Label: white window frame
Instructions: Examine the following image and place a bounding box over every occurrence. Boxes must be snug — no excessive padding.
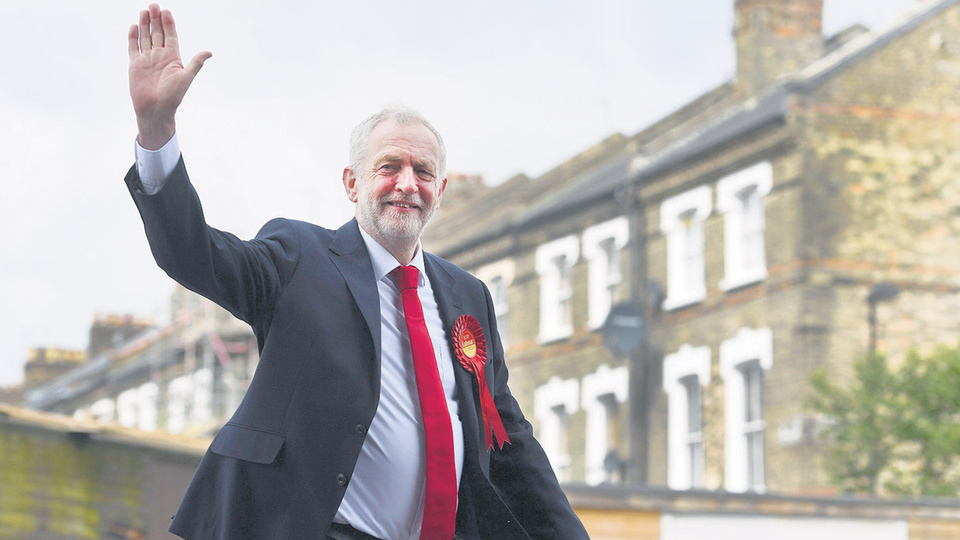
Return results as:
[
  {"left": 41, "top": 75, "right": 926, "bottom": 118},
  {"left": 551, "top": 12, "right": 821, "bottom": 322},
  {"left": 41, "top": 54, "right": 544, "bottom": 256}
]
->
[
  {"left": 660, "top": 186, "right": 712, "bottom": 310},
  {"left": 534, "top": 376, "right": 580, "bottom": 482},
  {"left": 720, "top": 327, "right": 773, "bottom": 493},
  {"left": 535, "top": 236, "right": 579, "bottom": 342},
  {"left": 475, "top": 259, "right": 516, "bottom": 351},
  {"left": 717, "top": 162, "right": 773, "bottom": 291},
  {"left": 663, "top": 344, "right": 711, "bottom": 489},
  {"left": 582, "top": 217, "right": 629, "bottom": 329},
  {"left": 581, "top": 364, "right": 628, "bottom": 485}
]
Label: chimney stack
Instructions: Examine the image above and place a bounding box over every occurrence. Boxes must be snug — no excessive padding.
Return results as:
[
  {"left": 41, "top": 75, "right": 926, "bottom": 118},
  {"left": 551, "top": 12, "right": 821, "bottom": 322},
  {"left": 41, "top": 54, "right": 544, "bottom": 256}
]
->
[
  {"left": 734, "top": 0, "right": 825, "bottom": 95},
  {"left": 88, "top": 314, "right": 153, "bottom": 360}
]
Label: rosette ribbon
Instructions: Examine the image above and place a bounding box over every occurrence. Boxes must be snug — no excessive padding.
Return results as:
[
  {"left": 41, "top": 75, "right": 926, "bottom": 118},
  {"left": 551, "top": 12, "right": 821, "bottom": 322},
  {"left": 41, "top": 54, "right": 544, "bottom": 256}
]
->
[{"left": 452, "top": 315, "right": 511, "bottom": 450}]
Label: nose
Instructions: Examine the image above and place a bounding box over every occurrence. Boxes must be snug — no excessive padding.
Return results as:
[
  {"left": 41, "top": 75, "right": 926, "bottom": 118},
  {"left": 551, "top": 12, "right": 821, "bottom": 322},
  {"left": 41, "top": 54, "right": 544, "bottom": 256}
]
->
[{"left": 395, "top": 166, "right": 418, "bottom": 195}]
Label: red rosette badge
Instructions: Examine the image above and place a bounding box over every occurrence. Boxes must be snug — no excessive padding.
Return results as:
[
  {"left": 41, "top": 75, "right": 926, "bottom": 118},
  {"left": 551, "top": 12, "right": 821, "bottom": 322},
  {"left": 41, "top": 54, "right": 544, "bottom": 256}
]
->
[{"left": 452, "top": 315, "right": 510, "bottom": 450}]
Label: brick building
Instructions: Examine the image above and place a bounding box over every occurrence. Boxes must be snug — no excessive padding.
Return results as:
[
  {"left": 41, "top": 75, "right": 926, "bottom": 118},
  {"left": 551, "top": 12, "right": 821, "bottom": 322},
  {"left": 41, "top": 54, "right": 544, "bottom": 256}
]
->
[
  {"left": 24, "top": 286, "right": 257, "bottom": 438},
  {"left": 4, "top": 404, "right": 960, "bottom": 540},
  {"left": 424, "top": 0, "right": 960, "bottom": 495},
  {"left": 22, "top": 348, "right": 87, "bottom": 392}
]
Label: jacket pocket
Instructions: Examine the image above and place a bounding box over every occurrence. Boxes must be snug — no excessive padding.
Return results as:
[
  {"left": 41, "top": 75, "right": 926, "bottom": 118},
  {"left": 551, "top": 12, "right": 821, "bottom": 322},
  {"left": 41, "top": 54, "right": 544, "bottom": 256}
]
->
[{"left": 209, "top": 423, "right": 285, "bottom": 464}]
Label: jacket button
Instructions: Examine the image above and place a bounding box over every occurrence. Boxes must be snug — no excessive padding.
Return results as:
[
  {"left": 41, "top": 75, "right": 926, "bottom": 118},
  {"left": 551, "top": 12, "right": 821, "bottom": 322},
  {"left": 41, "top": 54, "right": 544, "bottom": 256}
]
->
[
  {"left": 355, "top": 424, "right": 367, "bottom": 436},
  {"left": 337, "top": 473, "right": 348, "bottom": 486}
]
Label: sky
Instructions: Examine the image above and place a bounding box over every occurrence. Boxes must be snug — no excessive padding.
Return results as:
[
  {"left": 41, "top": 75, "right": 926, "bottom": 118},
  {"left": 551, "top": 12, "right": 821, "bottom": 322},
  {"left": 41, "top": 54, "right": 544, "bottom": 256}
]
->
[{"left": 0, "top": 0, "right": 922, "bottom": 386}]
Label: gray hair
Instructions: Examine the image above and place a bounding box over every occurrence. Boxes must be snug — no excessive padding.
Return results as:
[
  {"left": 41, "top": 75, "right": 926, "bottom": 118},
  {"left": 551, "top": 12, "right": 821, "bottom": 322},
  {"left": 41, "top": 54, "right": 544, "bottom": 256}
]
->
[{"left": 349, "top": 106, "right": 447, "bottom": 180}]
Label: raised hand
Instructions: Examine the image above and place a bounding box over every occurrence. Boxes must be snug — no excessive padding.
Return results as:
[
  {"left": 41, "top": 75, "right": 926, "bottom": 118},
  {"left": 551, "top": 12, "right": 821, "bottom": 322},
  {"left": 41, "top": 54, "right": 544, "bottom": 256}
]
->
[{"left": 128, "top": 4, "right": 212, "bottom": 150}]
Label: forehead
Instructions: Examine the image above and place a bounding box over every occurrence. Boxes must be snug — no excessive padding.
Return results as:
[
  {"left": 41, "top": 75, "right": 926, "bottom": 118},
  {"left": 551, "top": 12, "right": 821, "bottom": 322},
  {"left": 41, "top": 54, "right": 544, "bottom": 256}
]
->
[{"left": 366, "top": 119, "right": 441, "bottom": 166}]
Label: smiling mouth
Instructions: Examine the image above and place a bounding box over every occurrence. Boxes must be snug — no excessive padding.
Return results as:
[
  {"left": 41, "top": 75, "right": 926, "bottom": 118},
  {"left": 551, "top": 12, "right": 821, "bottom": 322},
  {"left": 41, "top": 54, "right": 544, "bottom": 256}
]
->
[{"left": 385, "top": 201, "right": 420, "bottom": 210}]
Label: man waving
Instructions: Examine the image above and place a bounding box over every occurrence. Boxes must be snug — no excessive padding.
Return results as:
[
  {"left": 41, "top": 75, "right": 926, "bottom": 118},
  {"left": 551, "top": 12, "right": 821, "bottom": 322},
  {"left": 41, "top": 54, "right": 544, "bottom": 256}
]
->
[{"left": 125, "top": 4, "right": 588, "bottom": 539}]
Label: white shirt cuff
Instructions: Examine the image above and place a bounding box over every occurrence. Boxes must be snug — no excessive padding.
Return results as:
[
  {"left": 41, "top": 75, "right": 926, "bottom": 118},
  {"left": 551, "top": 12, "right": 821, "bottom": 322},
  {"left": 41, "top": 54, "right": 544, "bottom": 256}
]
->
[{"left": 134, "top": 133, "right": 181, "bottom": 195}]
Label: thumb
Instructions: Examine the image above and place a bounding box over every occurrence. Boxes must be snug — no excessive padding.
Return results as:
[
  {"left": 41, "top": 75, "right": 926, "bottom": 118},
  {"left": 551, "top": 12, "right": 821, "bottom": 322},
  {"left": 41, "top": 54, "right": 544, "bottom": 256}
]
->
[{"left": 184, "top": 50, "right": 213, "bottom": 81}]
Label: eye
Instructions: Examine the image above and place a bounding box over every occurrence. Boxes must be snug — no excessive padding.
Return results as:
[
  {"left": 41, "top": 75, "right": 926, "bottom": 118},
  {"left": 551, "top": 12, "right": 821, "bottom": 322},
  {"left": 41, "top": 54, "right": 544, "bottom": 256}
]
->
[
  {"left": 416, "top": 169, "right": 435, "bottom": 180},
  {"left": 379, "top": 164, "right": 399, "bottom": 173}
]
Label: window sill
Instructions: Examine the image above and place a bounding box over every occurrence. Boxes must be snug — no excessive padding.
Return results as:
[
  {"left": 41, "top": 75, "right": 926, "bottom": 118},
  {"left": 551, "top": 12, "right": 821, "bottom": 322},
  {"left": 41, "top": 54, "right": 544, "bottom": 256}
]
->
[
  {"left": 539, "top": 327, "right": 574, "bottom": 345},
  {"left": 662, "top": 294, "right": 705, "bottom": 312},
  {"left": 719, "top": 269, "right": 768, "bottom": 292}
]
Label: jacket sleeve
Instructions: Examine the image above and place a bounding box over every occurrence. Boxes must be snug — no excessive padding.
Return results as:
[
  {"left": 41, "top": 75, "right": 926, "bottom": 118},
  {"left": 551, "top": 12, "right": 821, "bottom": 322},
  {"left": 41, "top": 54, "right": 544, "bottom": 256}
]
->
[
  {"left": 124, "top": 158, "right": 300, "bottom": 325},
  {"left": 480, "top": 284, "right": 590, "bottom": 539}
]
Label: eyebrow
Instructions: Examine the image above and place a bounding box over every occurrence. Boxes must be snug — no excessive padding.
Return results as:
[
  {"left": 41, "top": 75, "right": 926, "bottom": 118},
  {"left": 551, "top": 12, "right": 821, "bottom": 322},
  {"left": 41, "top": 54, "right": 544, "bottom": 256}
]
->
[
  {"left": 413, "top": 160, "right": 437, "bottom": 172},
  {"left": 373, "top": 153, "right": 437, "bottom": 172}
]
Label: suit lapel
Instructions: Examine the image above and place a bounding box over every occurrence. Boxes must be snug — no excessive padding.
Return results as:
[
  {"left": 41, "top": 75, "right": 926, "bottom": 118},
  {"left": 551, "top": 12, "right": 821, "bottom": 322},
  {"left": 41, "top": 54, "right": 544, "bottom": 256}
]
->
[
  {"left": 424, "top": 255, "right": 485, "bottom": 466},
  {"left": 327, "top": 230, "right": 486, "bottom": 469},
  {"left": 328, "top": 220, "right": 382, "bottom": 364}
]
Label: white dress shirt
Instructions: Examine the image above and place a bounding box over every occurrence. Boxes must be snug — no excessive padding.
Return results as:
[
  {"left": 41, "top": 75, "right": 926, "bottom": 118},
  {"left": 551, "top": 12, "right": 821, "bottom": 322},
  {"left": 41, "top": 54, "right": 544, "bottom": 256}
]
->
[
  {"left": 342, "top": 226, "right": 464, "bottom": 539},
  {"left": 134, "top": 137, "right": 465, "bottom": 540}
]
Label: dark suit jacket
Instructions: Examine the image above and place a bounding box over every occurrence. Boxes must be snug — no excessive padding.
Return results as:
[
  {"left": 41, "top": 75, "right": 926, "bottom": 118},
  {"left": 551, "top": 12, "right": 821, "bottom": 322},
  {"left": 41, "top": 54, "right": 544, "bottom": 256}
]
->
[{"left": 124, "top": 159, "right": 589, "bottom": 540}]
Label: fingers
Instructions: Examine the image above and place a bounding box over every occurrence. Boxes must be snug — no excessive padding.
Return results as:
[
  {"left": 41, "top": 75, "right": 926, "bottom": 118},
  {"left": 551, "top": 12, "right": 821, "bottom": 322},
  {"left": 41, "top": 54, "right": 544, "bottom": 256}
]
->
[
  {"left": 127, "top": 24, "right": 140, "bottom": 60},
  {"left": 133, "top": 4, "right": 180, "bottom": 55},
  {"left": 138, "top": 8, "right": 150, "bottom": 53},
  {"left": 161, "top": 8, "right": 178, "bottom": 50},
  {"left": 149, "top": 4, "right": 163, "bottom": 49},
  {"left": 184, "top": 51, "right": 214, "bottom": 82}
]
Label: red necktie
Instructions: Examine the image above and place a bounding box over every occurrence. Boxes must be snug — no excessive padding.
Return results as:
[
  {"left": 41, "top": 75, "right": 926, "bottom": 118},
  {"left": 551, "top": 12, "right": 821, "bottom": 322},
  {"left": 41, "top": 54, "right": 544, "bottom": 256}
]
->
[{"left": 394, "top": 265, "right": 457, "bottom": 540}]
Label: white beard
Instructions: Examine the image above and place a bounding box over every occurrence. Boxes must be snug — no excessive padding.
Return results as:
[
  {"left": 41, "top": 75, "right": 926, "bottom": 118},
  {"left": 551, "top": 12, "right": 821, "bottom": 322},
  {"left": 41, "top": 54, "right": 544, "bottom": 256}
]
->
[{"left": 356, "top": 191, "right": 437, "bottom": 250}]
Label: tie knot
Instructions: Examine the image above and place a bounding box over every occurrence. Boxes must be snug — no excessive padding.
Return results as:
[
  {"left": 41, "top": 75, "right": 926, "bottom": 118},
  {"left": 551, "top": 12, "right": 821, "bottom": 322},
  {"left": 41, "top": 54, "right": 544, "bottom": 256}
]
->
[{"left": 392, "top": 265, "right": 419, "bottom": 291}]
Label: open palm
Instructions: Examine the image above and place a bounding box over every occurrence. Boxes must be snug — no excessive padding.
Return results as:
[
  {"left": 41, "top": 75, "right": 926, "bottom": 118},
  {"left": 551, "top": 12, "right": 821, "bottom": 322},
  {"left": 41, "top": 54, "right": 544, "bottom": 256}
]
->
[{"left": 128, "top": 4, "right": 211, "bottom": 149}]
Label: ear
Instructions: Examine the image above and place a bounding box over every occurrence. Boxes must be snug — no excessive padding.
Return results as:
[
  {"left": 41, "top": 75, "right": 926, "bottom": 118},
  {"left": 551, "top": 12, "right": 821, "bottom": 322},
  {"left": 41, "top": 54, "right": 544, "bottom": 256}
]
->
[
  {"left": 343, "top": 167, "right": 359, "bottom": 203},
  {"left": 435, "top": 176, "right": 448, "bottom": 204}
]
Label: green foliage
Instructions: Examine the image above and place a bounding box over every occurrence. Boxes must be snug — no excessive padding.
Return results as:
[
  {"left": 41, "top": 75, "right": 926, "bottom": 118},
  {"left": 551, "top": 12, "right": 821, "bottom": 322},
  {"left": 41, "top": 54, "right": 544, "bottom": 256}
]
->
[
  {"left": 808, "top": 343, "right": 960, "bottom": 497},
  {"left": 809, "top": 353, "right": 899, "bottom": 495}
]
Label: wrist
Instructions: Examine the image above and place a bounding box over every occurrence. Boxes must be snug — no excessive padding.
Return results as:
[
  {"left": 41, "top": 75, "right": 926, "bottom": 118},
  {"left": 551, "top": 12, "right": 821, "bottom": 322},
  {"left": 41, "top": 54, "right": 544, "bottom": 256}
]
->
[{"left": 136, "top": 115, "right": 176, "bottom": 151}]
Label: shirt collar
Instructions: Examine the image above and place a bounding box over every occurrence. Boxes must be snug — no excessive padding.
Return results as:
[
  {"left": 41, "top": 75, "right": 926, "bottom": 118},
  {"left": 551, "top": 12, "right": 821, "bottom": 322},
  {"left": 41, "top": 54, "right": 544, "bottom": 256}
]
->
[{"left": 357, "top": 224, "right": 426, "bottom": 286}]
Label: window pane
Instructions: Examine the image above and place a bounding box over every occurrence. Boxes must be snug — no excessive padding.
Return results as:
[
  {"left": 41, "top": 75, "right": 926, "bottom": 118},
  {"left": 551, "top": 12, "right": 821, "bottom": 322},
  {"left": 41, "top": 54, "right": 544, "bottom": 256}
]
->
[
  {"left": 747, "top": 430, "right": 764, "bottom": 488},
  {"left": 744, "top": 363, "right": 763, "bottom": 422},
  {"left": 489, "top": 276, "right": 509, "bottom": 347},
  {"left": 602, "top": 238, "right": 620, "bottom": 281},
  {"left": 682, "top": 375, "right": 702, "bottom": 433},
  {"left": 603, "top": 238, "right": 620, "bottom": 310},
  {"left": 681, "top": 375, "right": 704, "bottom": 488},
  {"left": 690, "top": 440, "right": 704, "bottom": 488},
  {"left": 556, "top": 256, "right": 572, "bottom": 327},
  {"left": 741, "top": 361, "right": 765, "bottom": 489},
  {"left": 552, "top": 404, "right": 572, "bottom": 482},
  {"left": 681, "top": 212, "right": 698, "bottom": 274},
  {"left": 739, "top": 186, "right": 764, "bottom": 272}
]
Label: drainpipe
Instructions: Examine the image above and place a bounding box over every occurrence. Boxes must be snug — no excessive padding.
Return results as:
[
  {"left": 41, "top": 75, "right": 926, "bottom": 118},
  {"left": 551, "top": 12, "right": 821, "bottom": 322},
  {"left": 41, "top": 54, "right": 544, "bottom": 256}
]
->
[{"left": 616, "top": 170, "right": 650, "bottom": 485}]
